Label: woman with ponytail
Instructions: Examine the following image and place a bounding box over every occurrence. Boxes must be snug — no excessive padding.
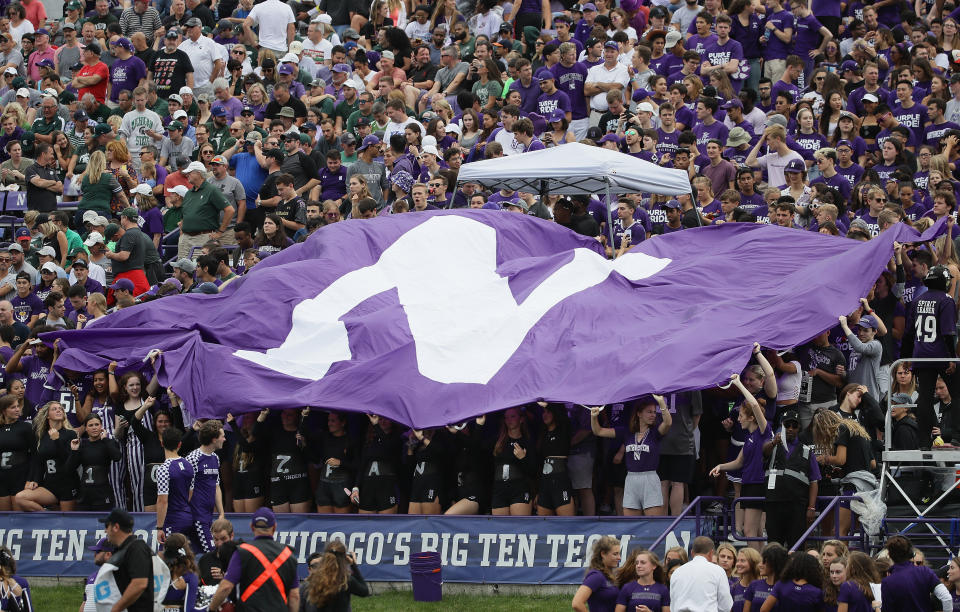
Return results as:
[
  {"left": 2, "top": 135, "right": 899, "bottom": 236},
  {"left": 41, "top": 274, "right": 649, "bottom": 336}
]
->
[
  {"left": 302, "top": 540, "right": 370, "bottom": 611},
  {"left": 161, "top": 533, "right": 207, "bottom": 612}
]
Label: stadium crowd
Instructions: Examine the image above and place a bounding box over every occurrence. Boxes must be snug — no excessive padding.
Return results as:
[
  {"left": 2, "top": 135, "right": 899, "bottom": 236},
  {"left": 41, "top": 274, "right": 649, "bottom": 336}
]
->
[{"left": 3, "top": 0, "right": 960, "bottom": 593}]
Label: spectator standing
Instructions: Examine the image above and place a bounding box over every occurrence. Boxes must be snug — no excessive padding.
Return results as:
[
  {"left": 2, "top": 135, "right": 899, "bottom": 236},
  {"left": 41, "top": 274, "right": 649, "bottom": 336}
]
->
[
  {"left": 104, "top": 208, "right": 152, "bottom": 296},
  {"left": 108, "top": 38, "right": 148, "bottom": 105},
  {"left": 73, "top": 44, "right": 109, "bottom": 105},
  {"left": 24, "top": 143, "right": 63, "bottom": 214},
  {"left": 178, "top": 18, "right": 223, "bottom": 96},
  {"left": 149, "top": 30, "right": 195, "bottom": 99},
  {"left": 100, "top": 509, "right": 154, "bottom": 612},
  {"left": 178, "top": 161, "right": 236, "bottom": 259},
  {"left": 119, "top": 0, "right": 162, "bottom": 47},
  {"left": 243, "top": 0, "right": 295, "bottom": 55},
  {"left": 881, "top": 535, "right": 952, "bottom": 612},
  {"left": 208, "top": 508, "right": 300, "bottom": 612},
  {"left": 670, "top": 537, "right": 734, "bottom": 612}
]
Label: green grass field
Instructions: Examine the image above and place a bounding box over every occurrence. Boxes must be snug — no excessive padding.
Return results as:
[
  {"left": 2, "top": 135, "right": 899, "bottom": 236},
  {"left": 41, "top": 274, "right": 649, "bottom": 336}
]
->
[{"left": 32, "top": 585, "right": 574, "bottom": 611}]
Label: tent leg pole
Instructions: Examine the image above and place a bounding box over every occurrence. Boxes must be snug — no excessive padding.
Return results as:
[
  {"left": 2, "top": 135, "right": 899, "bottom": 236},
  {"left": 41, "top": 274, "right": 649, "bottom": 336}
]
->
[
  {"left": 691, "top": 188, "right": 703, "bottom": 227},
  {"left": 605, "top": 181, "right": 615, "bottom": 257}
]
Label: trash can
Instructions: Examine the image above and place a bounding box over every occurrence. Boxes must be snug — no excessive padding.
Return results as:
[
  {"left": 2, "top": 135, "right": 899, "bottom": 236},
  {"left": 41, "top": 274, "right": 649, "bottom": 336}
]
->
[{"left": 409, "top": 551, "right": 442, "bottom": 602}]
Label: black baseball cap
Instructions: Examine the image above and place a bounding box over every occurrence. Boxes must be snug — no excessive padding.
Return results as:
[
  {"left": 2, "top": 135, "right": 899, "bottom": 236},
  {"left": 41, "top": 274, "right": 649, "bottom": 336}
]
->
[
  {"left": 98, "top": 508, "right": 134, "bottom": 530},
  {"left": 781, "top": 410, "right": 800, "bottom": 426}
]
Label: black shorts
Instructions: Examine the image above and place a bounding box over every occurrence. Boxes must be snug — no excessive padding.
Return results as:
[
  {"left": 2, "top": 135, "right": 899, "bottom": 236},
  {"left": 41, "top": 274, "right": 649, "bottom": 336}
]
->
[
  {"left": 537, "top": 473, "right": 573, "bottom": 510},
  {"left": 410, "top": 473, "right": 442, "bottom": 503},
  {"left": 268, "top": 474, "right": 312, "bottom": 506},
  {"left": 657, "top": 454, "right": 695, "bottom": 484},
  {"left": 359, "top": 476, "right": 398, "bottom": 512},
  {"left": 79, "top": 486, "right": 114, "bottom": 510},
  {"left": 234, "top": 470, "right": 266, "bottom": 500},
  {"left": 740, "top": 482, "right": 766, "bottom": 510},
  {"left": 491, "top": 480, "right": 530, "bottom": 509},
  {"left": 315, "top": 479, "right": 351, "bottom": 508},
  {"left": 0, "top": 468, "right": 26, "bottom": 496},
  {"left": 44, "top": 477, "right": 79, "bottom": 502},
  {"left": 607, "top": 461, "right": 626, "bottom": 487},
  {"left": 454, "top": 472, "right": 482, "bottom": 503}
]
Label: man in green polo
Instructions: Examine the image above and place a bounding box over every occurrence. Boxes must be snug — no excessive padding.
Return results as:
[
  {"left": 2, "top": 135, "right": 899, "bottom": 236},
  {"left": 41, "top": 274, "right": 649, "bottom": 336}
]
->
[
  {"left": 32, "top": 94, "right": 66, "bottom": 144},
  {"left": 178, "top": 161, "right": 235, "bottom": 259}
]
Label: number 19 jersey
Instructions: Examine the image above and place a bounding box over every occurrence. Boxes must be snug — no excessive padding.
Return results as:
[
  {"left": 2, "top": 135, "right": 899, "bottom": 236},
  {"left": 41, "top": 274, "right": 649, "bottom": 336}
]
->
[{"left": 906, "top": 289, "right": 957, "bottom": 359}]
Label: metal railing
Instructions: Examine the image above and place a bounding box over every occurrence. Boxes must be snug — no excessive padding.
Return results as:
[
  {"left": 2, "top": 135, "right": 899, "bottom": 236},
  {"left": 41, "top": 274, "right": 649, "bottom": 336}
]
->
[{"left": 649, "top": 496, "right": 725, "bottom": 552}]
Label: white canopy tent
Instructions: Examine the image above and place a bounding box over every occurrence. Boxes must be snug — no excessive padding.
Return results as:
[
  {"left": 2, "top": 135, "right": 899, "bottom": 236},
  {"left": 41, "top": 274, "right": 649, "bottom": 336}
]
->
[{"left": 456, "top": 142, "right": 695, "bottom": 246}]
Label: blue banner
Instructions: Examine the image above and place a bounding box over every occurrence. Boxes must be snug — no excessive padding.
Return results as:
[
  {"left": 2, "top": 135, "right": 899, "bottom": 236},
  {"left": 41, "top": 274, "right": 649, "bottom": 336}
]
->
[{"left": 0, "top": 513, "right": 707, "bottom": 584}]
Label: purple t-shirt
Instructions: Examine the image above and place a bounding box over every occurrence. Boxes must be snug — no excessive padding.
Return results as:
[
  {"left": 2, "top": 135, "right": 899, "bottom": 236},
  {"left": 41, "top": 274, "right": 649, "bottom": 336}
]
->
[
  {"left": 138, "top": 207, "right": 164, "bottom": 237},
  {"left": 770, "top": 79, "right": 800, "bottom": 106},
  {"left": 616, "top": 423, "right": 663, "bottom": 473},
  {"left": 156, "top": 456, "right": 194, "bottom": 527},
  {"left": 704, "top": 39, "right": 744, "bottom": 77},
  {"left": 109, "top": 56, "right": 148, "bottom": 103},
  {"left": 763, "top": 10, "right": 794, "bottom": 60},
  {"left": 793, "top": 14, "right": 824, "bottom": 58},
  {"left": 319, "top": 166, "right": 348, "bottom": 201},
  {"left": 186, "top": 448, "right": 220, "bottom": 522},
  {"left": 772, "top": 580, "right": 823, "bottom": 611},
  {"left": 508, "top": 79, "right": 540, "bottom": 114},
  {"left": 741, "top": 424, "right": 772, "bottom": 484},
  {"left": 793, "top": 132, "right": 827, "bottom": 161},
  {"left": 902, "top": 201, "right": 929, "bottom": 222},
  {"left": 582, "top": 569, "right": 618, "bottom": 612},
  {"left": 10, "top": 293, "right": 44, "bottom": 324},
  {"left": 745, "top": 579, "right": 776, "bottom": 611},
  {"left": 881, "top": 562, "right": 940, "bottom": 612},
  {"left": 693, "top": 120, "right": 729, "bottom": 147},
  {"left": 213, "top": 96, "right": 245, "bottom": 122},
  {"left": 856, "top": 212, "right": 881, "bottom": 236},
  {"left": 837, "top": 581, "right": 873, "bottom": 612},
  {"left": 731, "top": 580, "right": 749, "bottom": 612},
  {"left": 906, "top": 289, "right": 957, "bottom": 359},
  {"left": 18, "top": 354, "right": 49, "bottom": 408},
  {"left": 552, "top": 62, "right": 589, "bottom": 120},
  {"left": 893, "top": 102, "right": 928, "bottom": 142},
  {"left": 687, "top": 33, "right": 718, "bottom": 56},
  {"left": 924, "top": 121, "right": 960, "bottom": 147},
  {"left": 810, "top": 172, "right": 852, "bottom": 202},
  {"left": 656, "top": 128, "right": 680, "bottom": 157},
  {"left": 612, "top": 218, "right": 645, "bottom": 250},
  {"left": 730, "top": 13, "right": 763, "bottom": 59},
  {"left": 812, "top": 0, "right": 842, "bottom": 17},
  {"left": 617, "top": 581, "right": 670, "bottom": 612},
  {"left": 837, "top": 163, "right": 865, "bottom": 189},
  {"left": 537, "top": 90, "right": 571, "bottom": 116}
]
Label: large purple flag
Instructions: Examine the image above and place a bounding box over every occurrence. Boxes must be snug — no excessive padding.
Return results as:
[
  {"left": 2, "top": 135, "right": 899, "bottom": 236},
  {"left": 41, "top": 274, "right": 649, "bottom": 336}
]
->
[{"left": 46, "top": 212, "right": 938, "bottom": 428}]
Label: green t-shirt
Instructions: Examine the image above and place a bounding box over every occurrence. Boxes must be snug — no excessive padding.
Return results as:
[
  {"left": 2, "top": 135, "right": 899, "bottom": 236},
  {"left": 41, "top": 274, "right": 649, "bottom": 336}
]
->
[
  {"left": 151, "top": 97, "right": 169, "bottom": 119},
  {"left": 345, "top": 109, "right": 373, "bottom": 138},
  {"left": 334, "top": 99, "right": 359, "bottom": 125},
  {"left": 472, "top": 79, "right": 503, "bottom": 109},
  {"left": 205, "top": 122, "right": 231, "bottom": 153},
  {"left": 181, "top": 181, "right": 229, "bottom": 233},
  {"left": 162, "top": 206, "right": 183, "bottom": 233}
]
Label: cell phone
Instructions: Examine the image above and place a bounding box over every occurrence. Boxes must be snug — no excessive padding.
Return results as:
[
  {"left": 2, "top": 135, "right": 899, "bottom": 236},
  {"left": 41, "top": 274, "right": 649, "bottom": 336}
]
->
[{"left": 29, "top": 339, "right": 42, "bottom": 345}]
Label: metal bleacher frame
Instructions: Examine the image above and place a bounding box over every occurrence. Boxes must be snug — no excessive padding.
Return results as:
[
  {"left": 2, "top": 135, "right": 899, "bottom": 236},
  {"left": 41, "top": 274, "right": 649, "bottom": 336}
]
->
[{"left": 881, "top": 357, "right": 960, "bottom": 560}]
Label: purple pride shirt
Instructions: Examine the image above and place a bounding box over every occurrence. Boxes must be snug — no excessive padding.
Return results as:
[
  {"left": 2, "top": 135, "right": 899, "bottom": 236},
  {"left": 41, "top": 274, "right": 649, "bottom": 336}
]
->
[
  {"left": 617, "top": 581, "right": 670, "bottom": 612},
  {"left": 186, "top": 448, "right": 220, "bottom": 522},
  {"left": 617, "top": 423, "right": 663, "bottom": 473},
  {"left": 837, "top": 163, "right": 865, "bottom": 188},
  {"left": 772, "top": 580, "right": 823, "bottom": 611},
  {"left": 552, "top": 62, "right": 589, "bottom": 120},
  {"left": 156, "top": 456, "right": 194, "bottom": 527},
  {"left": 537, "top": 90, "right": 571, "bottom": 116},
  {"left": 704, "top": 39, "right": 743, "bottom": 75},
  {"left": 893, "top": 102, "right": 928, "bottom": 142},
  {"left": 924, "top": 121, "right": 960, "bottom": 147}
]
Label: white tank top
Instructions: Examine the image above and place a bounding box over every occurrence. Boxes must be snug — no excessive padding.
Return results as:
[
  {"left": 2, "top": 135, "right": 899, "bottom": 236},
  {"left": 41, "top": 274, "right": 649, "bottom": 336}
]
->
[{"left": 777, "top": 360, "right": 802, "bottom": 402}]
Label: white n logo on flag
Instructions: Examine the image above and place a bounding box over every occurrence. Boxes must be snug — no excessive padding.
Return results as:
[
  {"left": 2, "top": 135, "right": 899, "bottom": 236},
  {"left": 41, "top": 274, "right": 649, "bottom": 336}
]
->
[{"left": 235, "top": 216, "right": 671, "bottom": 384}]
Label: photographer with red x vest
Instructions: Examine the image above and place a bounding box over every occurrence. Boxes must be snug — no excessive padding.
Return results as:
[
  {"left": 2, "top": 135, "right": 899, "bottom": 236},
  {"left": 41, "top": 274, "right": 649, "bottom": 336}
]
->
[{"left": 207, "top": 508, "right": 299, "bottom": 612}]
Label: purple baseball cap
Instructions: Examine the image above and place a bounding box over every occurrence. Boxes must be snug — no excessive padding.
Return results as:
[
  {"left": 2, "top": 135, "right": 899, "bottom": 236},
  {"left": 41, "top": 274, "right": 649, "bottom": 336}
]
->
[
  {"left": 88, "top": 537, "right": 114, "bottom": 552},
  {"left": 548, "top": 108, "right": 565, "bottom": 123},
  {"left": 784, "top": 158, "right": 806, "bottom": 173},
  {"left": 110, "top": 37, "right": 134, "bottom": 52},
  {"left": 721, "top": 98, "right": 742, "bottom": 110},
  {"left": 357, "top": 134, "right": 380, "bottom": 152},
  {"left": 598, "top": 133, "right": 620, "bottom": 144},
  {"left": 37, "top": 58, "right": 55, "bottom": 69},
  {"left": 278, "top": 64, "right": 295, "bottom": 75},
  {"left": 582, "top": 2, "right": 597, "bottom": 11},
  {"left": 109, "top": 278, "right": 135, "bottom": 292},
  {"left": 836, "top": 139, "right": 853, "bottom": 150},
  {"left": 535, "top": 68, "right": 555, "bottom": 82},
  {"left": 251, "top": 507, "right": 276, "bottom": 528},
  {"left": 603, "top": 40, "right": 619, "bottom": 50}
]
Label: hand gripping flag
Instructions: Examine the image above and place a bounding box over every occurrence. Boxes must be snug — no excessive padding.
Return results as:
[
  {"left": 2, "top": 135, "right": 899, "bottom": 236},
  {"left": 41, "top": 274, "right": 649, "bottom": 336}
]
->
[{"left": 45, "top": 211, "right": 943, "bottom": 428}]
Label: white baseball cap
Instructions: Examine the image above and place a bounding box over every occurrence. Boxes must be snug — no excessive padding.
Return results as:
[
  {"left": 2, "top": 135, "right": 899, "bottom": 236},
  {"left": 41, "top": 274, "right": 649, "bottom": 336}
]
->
[
  {"left": 169, "top": 185, "right": 189, "bottom": 197},
  {"left": 179, "top": 86, "right": 193, "bottom": 96},
  {"left": 185, "top": 161, "right": 206, "bottom": 174},
  {"left": 15, "top": 88, "right": 29, "bottom": 98},
  {"left": 84, "top": 231, "right": 105, "bottom": 246},
  {"left": 130, "top": 183, "right": 153, "bottom": 195}
]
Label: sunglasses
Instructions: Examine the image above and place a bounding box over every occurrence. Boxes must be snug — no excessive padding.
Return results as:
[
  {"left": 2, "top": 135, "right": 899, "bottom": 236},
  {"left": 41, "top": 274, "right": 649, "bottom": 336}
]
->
[{"left": 874, "top": 197, "right": 887, "bottom": 202}]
